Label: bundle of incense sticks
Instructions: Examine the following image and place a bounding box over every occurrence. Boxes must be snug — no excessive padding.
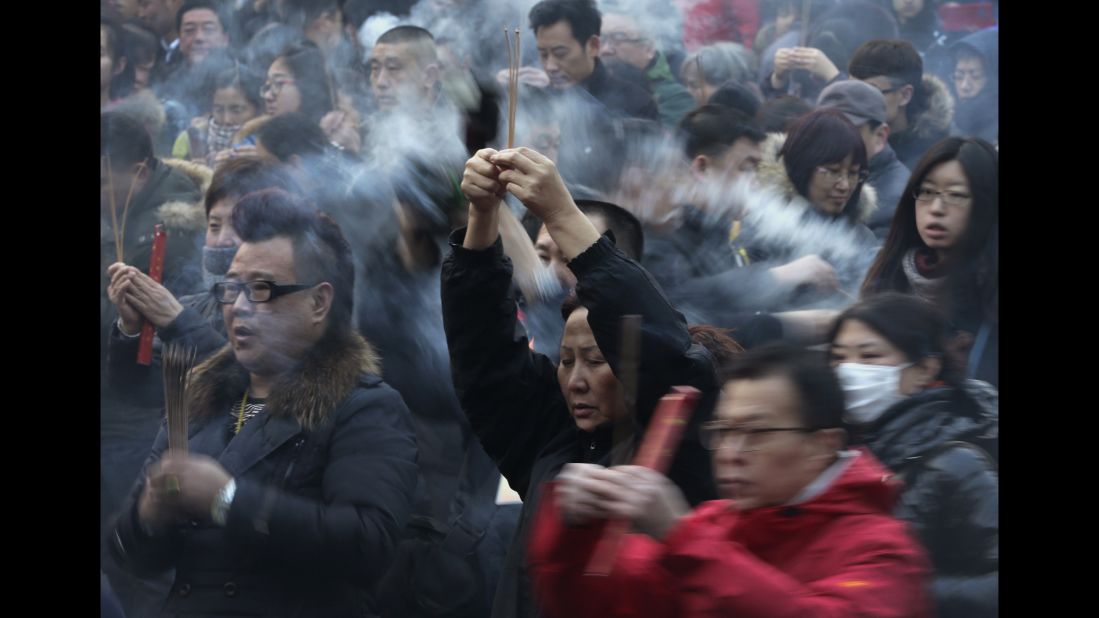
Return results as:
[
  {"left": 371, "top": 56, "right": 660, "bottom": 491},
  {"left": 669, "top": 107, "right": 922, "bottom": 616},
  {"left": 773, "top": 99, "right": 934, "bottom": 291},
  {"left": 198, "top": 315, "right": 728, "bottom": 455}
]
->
[
  {"left": 799, "top": 0, "right": 812, "bottom": 47},
  {"left": 586, "top": 386, "right": 701, "bottom": 576},
  {"left": 105, "top": 155, "right": 146, "bottom": 263},
  {"left": 163, "top": 342, "right": 197, "bottom": 453},
  {"left": 137, "top": 224, "right": 168, "bottom": 366},
  {"left": 504, "top": 27, "right": 520, "bottom": 148},
  {"left": 611, "top": 315, "right": 642, "bottom": 466}
]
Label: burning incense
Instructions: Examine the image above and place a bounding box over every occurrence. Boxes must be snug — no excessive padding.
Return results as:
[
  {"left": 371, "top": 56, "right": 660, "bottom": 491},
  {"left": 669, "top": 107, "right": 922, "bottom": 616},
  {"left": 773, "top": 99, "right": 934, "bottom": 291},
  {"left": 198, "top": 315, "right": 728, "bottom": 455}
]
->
[{"left": 163, "top": 342, "right": 197, "bottom": 453}]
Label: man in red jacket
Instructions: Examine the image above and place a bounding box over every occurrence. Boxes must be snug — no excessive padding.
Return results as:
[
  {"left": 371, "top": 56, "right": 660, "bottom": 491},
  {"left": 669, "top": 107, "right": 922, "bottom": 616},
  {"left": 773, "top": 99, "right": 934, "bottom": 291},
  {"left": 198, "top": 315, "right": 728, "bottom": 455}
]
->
[{"left": 528, "top": 343, "right": 933, "bottom": 618}]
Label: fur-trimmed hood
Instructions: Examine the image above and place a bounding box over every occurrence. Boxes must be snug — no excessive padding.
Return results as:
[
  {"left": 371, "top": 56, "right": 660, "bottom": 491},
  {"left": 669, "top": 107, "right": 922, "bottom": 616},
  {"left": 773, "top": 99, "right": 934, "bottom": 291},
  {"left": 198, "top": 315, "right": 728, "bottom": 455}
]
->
[
  {"left": 910, "top": 73, "right": 955, "bottom": 140},
  {"left": 754, "top": 132, "right": 878, "bottom": 224},
  {"left": 187, "top": 329, "right": 382, "bottom": 430},
  {"left": 153, "top": 159, "right": 212, "bottom": 234}
]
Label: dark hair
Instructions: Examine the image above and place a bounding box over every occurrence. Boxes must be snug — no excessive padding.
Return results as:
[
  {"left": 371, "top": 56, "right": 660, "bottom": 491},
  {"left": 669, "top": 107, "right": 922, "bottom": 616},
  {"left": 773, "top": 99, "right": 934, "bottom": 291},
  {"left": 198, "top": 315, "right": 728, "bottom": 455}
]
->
[
  {"left": 102, "top": 14, "right": 131, "bottom": 99},
  {"left": 880, "top": 0, "right": 938, "bottom": 36},
  {"left": 721, "top": 342, "right": 846, "bottom": 431},
  {"left": 213, "top": 64, "right": 265, "bottom": 113},
  {"left": 679, "top": 104, "right": 765, "bottom": 160},
  {"left": 121, "top": 21, "right": 160, "bottom": 69},
  {"left": 273, "top": 42, "right": 336, "bottom": 124},
  {"left": 861, "top": 137, "right": 998, "bottom": 322},
  {"left": 688, "top": 325, "right": 744, "bottom": 374},
  {"left": 756, "top": 95, "right": 812, "bottom": 133},
  {"left": 244, "top": 23, "right": 303, "bottom": 73},
  {"left": 780, "top": 108, "right": 868, "bottom": 220},
  {"left": 374, "top": 25, "right": 439, "bottom": 67},
  {"left": 176, "top": 0, "right": 228, "bottom": 36},
  {"left": 828, "top": 292, "right": 964, "bottom": 388},
  {"left": 560, "top": 289, "right": 581, "bottom": 320},
  {"left": 575, "top": 199, "right": 644, "bottom": 260},
  {"left": 708, "top": 80, "right": 762, "bottom": 118},
  {"left": 205, "top": 157, "right": 303, "bottom": 216},
  {"left": 231, "top": 189, "right": 355, "bottom": 334},
  {"left": 529, "top": 0, "right": 602, "bottom": 46},
  {"left": 282, "top": 0, "right": 340, "bottom": 29},
  {"left": 805, "top": 1, "right": 898, "bottom": 76},
  {"left": 101, "top": 111, "right": 153, "bottom": 169},
  {"left": 256, "top": 111, "right": 330, "bottom": 161},
  {"left": 848, "top": 39, "right": 922, "bottom": 89}
]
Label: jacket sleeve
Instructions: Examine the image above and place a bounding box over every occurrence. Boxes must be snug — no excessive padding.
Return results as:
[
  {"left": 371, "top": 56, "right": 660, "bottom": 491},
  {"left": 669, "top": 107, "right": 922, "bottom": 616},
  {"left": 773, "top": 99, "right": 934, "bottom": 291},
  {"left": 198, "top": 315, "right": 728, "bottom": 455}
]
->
[
  {"left": 528, "top": 484, "right": 932, "bottom": 618},
  {"left": 570, "top": 235, "right": 718, "bottom": 504},
  {"left": 440, "top": 229, "right": 572, "bottom": 499},
  {"left": 223, "top": 384, "right": 419, "bottom": 586},
  {"left": 926, "top": 445, "right": 999, "bottom": 617}
]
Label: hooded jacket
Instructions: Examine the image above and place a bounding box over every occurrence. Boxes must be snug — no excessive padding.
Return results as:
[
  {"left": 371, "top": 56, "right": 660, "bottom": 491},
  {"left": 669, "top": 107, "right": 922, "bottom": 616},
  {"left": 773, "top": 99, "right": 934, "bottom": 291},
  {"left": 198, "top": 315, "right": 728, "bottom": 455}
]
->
[
  {"left": 857, "top": 380, "right": 998, "bottom": 618},
  {"left": 110, "top": 330, "right": 418, "bottom": 617},
  {"left": 949, "top": 28, "right": 998, "bottom": 145},
  {"left": 528, "top": 449, "right": 933, "bottom": 618},
  {"left": 891, "top": 74, "right": 956, "bottom": 170}
]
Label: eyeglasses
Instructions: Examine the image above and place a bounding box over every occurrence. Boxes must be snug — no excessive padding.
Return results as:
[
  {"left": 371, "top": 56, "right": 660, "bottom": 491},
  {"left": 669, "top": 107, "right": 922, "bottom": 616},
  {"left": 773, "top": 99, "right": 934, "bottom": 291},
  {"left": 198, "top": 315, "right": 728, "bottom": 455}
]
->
[
  {"left": 260, "top": 79, "right": 296, "bottom": 97},
  {"left": 212, "top": 280, "right": 317, "bottom": 304},
  {"left": 816, "top": 166, "right": 869, "bottom": 186},
  {"left": 603, "top": 32, "right": 645, "bottom": 46},
  {"left": 700, "top": 421, "right": 813, "bottom": 452},
  {"left": 953, "top": 70, "right": 986, "bottom": 83},
  {"left": 913, "top": 188, "right": 971, "bottom": 206}
]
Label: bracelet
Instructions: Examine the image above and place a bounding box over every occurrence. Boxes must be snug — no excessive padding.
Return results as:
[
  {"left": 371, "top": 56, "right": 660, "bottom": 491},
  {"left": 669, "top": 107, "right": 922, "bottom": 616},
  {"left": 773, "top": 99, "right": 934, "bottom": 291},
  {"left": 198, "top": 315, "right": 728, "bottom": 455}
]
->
[
  {"left": 117, "top": 318, "right": 142, "bottom": 338},
  {"left": 211, "top": 478, "right": 237, "bottom": 527}
]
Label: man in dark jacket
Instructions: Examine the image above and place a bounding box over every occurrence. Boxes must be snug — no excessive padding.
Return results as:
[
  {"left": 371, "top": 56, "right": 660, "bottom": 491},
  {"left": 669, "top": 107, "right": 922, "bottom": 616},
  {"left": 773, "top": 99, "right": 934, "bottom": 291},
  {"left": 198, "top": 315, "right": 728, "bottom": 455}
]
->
[
  {"left": 109, "top": 190, "right": 418, "bottom": 617},
  {"left": 818, "top": 79, "right": 910, "bottom": 237},
  {"left": 529, "top": 0, "right": 658, "bottom": 121},
  {"left": 849, "top": 39, "right": 956, "bottom": 170}
]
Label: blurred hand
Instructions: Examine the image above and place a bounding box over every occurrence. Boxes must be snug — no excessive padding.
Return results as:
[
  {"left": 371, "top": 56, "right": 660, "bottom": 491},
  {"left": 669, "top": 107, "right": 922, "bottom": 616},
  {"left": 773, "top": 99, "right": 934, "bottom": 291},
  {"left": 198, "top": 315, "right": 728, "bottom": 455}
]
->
[
  {"left": 107, "top": 262, "right": 143, "bottom": 335},
  {"left": 496, "top": 66, "right": 551, "bottom": 89},
  {"left": 773, "top": 47, "right": 798, "bottom": 78},
  {"left": 492, "top": 147, "right": 573, "bottom": 225},
  {"left": 150, "top": 454, "right": 233, "bottom": 522},
  {"left": 321, "top": 110, "right": 362, "bottom": 154},
  {"left": 126, "top": 270, "right": 185, "bottom": 328},
  {"left": 461, "top": 148, "right": 505, "bottom": 214},
  {"left": 792, "top": 47, "right": 839, "bottom": 81},
  {"left": 556, "top": 464, "right": 688, "bottom": 539},
  {"left": 214, "top": 145, "right": 259, "bottom": 164},
  {"left": 770, "top": 254, "right": 839, "bottom": 291},
  {"left": 556, "top": 463, "right": 615, "bottom": 526}
]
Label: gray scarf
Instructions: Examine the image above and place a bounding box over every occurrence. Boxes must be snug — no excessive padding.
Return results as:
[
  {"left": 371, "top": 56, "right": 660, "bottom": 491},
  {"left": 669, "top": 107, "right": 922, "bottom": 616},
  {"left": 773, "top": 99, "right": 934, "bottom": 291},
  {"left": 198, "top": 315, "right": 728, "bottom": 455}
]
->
[
  {"left": 202, "top": 245, "right": 238, "bottom": 291},
  {"left": 902, "top": 248, "right": 947, "bottom": 302}
]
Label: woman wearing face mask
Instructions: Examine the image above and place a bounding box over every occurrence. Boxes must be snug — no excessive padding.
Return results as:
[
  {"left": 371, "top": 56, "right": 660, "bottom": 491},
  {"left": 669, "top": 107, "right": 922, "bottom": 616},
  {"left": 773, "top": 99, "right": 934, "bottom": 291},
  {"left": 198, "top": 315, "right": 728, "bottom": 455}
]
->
[
  {"left": 828, "top": 291, "right": 997, "bottom": 618},
  {"left": 861, "top": 137, "right": 998, "bottom": 385},
  {"left": 172, "top": 66, "right": 265, "bottom": 166},
  {"left": 105, "top": 158, "right": 304, "bottom": 407}
]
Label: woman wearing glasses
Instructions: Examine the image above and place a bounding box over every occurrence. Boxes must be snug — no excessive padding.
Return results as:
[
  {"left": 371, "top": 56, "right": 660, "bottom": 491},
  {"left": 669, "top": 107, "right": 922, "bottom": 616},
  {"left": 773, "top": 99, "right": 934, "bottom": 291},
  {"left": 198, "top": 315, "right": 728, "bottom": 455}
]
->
[
  {"left": 861, "top": 137, "right": 998, "bottom": 385},
  {"left": 829, "top": 292, "right": 998, "bottom": 617}
]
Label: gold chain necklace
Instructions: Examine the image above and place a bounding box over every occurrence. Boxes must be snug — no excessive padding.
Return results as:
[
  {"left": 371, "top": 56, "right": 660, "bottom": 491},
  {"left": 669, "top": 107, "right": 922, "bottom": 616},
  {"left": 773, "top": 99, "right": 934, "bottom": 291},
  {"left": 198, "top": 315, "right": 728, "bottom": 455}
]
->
[{"left": 235, "top": 391, "right": 249, "bottom": 434}]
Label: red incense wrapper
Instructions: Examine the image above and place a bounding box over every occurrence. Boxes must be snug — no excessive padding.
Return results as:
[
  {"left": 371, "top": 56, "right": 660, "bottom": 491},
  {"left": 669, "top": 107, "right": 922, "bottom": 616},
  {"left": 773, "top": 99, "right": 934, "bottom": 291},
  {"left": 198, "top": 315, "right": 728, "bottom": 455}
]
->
[
  {"left": 585, "top": 386, "right": 700, "bottom": 576},
  {"left": 137, "top": 225, "right": 167, "bottom": 365}
]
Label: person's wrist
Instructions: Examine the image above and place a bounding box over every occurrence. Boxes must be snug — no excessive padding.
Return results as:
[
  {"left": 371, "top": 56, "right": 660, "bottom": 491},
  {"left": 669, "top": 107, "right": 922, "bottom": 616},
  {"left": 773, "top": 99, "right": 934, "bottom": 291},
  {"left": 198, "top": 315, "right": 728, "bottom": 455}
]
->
[{"left": 118, "top": 317, "right": 142, "bottom": 337}]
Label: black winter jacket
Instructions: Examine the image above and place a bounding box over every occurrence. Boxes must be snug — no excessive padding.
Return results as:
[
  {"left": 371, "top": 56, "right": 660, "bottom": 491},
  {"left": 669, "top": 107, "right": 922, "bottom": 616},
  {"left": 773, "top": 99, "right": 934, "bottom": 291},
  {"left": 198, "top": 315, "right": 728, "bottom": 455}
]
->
[
  {"left": 857, "top": 381, "right": 998, "bottom": 618},
  {"left": 441, "top": 231, "right": 717, "bottom": 618}
]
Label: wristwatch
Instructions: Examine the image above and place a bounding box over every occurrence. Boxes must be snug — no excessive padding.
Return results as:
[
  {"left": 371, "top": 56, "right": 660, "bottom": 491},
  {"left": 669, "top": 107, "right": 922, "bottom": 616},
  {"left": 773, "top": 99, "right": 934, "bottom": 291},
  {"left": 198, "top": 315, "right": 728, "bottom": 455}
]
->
[{"left": 211, "top": 478, "right": 237, "bottom": 526}]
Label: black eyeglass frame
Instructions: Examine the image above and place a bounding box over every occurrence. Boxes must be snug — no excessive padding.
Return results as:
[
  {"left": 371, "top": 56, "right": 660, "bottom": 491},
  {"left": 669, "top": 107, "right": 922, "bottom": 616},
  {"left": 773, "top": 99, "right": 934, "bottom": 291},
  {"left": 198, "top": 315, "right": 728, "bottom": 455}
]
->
[{"left": 212, "top": 280, "right": 318, "bottom": 304}]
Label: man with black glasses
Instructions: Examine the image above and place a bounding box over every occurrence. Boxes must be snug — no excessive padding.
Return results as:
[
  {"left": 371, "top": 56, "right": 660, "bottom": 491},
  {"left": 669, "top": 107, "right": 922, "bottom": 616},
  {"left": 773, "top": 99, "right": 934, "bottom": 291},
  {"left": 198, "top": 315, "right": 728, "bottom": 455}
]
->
[
  {"left": 109, "top": 189, "right": 418, "bottom": 617},
  {"left": 528, "top": 343, "right": 933, "bottom": 618}
]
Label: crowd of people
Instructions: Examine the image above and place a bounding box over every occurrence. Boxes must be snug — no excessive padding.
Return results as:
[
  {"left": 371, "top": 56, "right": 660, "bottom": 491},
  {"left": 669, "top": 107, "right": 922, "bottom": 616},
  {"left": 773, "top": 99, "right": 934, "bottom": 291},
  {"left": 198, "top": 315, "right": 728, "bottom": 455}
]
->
[{"left": 100, "top": 0, "right": 998, "bottom": 616}]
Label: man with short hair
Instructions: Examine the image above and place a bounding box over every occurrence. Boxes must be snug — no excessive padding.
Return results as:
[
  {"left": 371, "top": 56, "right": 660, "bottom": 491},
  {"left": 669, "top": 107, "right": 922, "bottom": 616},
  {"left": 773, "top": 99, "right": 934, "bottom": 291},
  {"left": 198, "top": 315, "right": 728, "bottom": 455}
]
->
[
  {"left": 599, "top": 11, "right": 695, "bottom": 127},
  {"left": 849, "top": 39, "right": 955, "bottom": 170},
  {"left": 817, "top": 79, "right": 910, "bottom": 237},
  {"left": 368, "top": 25, "right": 443, "bottom": 114},
  {"left": 529, "top": 0, "right": 658, "bottom": 121},
  {"left": 176, "top": 0, "right": 228, "bottom": 68},
  {"left": 109, "top": 190, "right": 419, "bottom": 617},
  {"left": 529, "top": 343, "right": 933, "bottom": 618},
  {"left": 138, "top": 0, "right": 185, "bottom": 64}
]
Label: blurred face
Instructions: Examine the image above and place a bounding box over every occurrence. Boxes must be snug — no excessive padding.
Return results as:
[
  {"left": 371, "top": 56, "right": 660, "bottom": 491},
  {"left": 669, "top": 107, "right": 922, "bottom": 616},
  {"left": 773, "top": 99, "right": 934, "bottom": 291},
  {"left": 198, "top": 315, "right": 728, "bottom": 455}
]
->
[
  {"left": 558, "top": 307, "right": 626, "bottom": 433},
  {"left": 205, "top": 198, "right": 241, "bottom": 248},
  {"left": 107, "top": 0, "right": 139, "bottom": 20},
  {"left": 806, "top": 154, "right": 862, "bottom": 215},
  {"left": 223, "top": 236, "right": 325, "bottom": 377},
  {"left": 915, "top": 160, "right": 972, "bottom": 255},
  {"left": 536, "top": 214, "right": 608, "bottom": 289},
  {"left": 714, "top": 137, "right": 763, "bottom": 183},
  {"left": 138, "top": 0, "right": 177, "bottom": 37},
  {"left": 681, "top": 62, "right": 717, "bottom": 105},
  {"left": 101, "top": 27, "right": 118, "bottom": 93},
  {"left": 859, "top": 75, "right": 912, "bottom": 125},
  {"left": 600, "top": 13, "right": 653, "bottom": 70},
  {"left": 263, "top": 58, "right": 302, "bottom": 116},
  {"left": 829, "top": 319, "right": 927, "bottom": 396},
  {"left": 953, "top": 56, "right": 987, "bottom": 100},
  {"left": 133, "top": 58, "right": 156, "bottom": 91},
  {"left": 711, "top": 376, "right": 834, "bottom": 510},
  {"left": 893, "top": 0, "right": 924, "bottom": 21},
  {"left": 179, "top": 8, "right": 227, "bottom": 66},
  {"left": 369, "top": 42, "right": 437, "bottom": 112},
  {"left": 213, "top": 86, "right": 258, "bottom": 127},
  {"left": 536, "top": 20, "right": 598, "bottom": 90},
  {"left": 526, "top": 122, "right": 561, "bottom": 163}
]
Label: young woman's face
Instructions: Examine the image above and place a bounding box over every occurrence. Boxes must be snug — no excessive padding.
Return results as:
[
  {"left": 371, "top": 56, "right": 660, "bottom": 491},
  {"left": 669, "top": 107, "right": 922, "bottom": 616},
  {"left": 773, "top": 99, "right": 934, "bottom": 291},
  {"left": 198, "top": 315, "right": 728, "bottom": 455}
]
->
[
  {"left": 915, "top": 160, "right": 972, "bottom": 255},
  {"left": 558, "top": 307, "right": 626, "bottom": 433},
  {"left": 682, "top": 63, "right": 717, "bottom": 106},
  {"left": 263, "top": 58, "right": 302, "bottom": 116},
  {"left": 829, "top": 319, "right": 926, "bottom": 396},
  {"left": 806, "top": 154, "right": 862, "bottom": 215},
  {"left": 205, "top": 197, "right": 242, "bottom": 248},
  {"left": 954, "top": 56, "right": 988, "bottom": 100},
  {"left": 213, "top": 86, "right": 258, "bottom": 127}
]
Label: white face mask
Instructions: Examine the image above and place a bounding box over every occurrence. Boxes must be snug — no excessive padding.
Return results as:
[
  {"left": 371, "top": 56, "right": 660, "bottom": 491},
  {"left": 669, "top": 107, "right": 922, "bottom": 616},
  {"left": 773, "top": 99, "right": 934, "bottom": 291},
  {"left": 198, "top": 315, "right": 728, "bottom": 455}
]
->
[{"left": 835, "top": 362, "right": 911, "bottom": 425}]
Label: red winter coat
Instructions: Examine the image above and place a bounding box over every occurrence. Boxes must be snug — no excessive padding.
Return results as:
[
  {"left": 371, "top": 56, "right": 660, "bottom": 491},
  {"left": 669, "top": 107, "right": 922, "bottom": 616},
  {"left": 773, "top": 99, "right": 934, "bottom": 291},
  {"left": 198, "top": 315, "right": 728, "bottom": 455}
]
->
[
  {"left": 679, "top": 0, "right": 761, "bottom": 51},
  {"left": 528, "top": 450, "right": 933, "bottom": 618}
]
